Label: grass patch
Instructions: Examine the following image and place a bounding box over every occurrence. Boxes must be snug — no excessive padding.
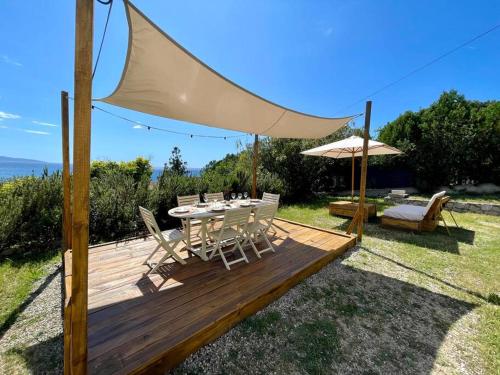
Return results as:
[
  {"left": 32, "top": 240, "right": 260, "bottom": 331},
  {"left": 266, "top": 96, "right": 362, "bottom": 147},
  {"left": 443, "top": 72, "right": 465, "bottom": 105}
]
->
[
  {"left": 283, "top": 319, "right": 340, "bottom": 374},
  {"left": 239, "top": 310, "right": 282, "bottom": 336},
  {"left": 277, "top": 195, "right": 500, "bottom": 374},
  {"left": 0, "top": 250, "right": 60, "bottom": 335}
]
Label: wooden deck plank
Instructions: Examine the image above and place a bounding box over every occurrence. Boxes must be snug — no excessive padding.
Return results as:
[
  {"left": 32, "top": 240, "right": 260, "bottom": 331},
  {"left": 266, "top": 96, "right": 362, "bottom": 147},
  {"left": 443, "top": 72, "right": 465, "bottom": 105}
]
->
[{"left": 85, "top": 219, "right": 355, "bottom": 374}]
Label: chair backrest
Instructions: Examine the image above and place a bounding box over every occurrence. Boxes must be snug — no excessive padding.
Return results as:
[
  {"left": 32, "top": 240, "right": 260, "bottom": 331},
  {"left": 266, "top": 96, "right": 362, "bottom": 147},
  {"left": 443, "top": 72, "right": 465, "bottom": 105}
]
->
[
  {"left": 222, "top": 207, "right": 252, "bottom": 231},
  {"left": 254, "top": 203, "right": 278, "bottom": 230},
  {"left": 424, "top": 191, "right": 446, "bottom": 216},
  {"left": 139, "top": 206, "right": 164, "bottom": 244},
  {"left": 177, "top": 194, "right": 199, "bottom": 207},
  {"left": 262, "top": 192, "right": 280, "bottom": 204},
  {"left": 205, "top": 192, "right": 224, "bottom": 202}
]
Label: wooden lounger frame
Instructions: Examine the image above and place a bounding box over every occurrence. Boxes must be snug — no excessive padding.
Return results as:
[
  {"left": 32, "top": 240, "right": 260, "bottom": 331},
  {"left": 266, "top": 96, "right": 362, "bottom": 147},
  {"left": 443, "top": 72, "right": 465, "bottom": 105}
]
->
[{"left": 380, "top": 196, "right": 450, "bottom": 233}]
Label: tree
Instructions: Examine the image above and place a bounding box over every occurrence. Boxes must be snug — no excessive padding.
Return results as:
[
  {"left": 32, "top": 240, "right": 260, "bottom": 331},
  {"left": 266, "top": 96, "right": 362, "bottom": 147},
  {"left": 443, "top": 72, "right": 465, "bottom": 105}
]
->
[
  {"left": 168, "top": 146, "right": 188, "bottom": 175},
  {"left": 377, "top": 90, "right": 500, "bottom": 190}
]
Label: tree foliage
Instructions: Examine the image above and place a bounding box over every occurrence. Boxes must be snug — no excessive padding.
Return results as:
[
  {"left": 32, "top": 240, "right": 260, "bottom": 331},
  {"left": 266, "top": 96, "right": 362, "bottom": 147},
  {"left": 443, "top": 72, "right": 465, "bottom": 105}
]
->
[{"left": 377, "top": 91, "right": 500, "bottom": 190}]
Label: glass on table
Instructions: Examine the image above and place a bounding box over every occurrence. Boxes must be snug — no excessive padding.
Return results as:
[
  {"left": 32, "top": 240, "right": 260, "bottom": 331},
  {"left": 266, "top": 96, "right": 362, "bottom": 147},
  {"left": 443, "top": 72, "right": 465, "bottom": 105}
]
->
[
  {"left": 231, "top": 192, "right": 236, "bottom": 200},
  {"left": 243, "top": 192, "right": 248, "bottom": 199},
  {"left": 237, "top": 193, "right": 242, "bottom": 200}
]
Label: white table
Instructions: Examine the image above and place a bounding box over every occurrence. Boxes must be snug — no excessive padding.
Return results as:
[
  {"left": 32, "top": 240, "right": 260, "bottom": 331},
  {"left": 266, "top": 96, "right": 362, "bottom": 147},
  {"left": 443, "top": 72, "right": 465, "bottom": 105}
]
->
[{"left": 168, "top": 199, "right": 270, "bottom": 261}]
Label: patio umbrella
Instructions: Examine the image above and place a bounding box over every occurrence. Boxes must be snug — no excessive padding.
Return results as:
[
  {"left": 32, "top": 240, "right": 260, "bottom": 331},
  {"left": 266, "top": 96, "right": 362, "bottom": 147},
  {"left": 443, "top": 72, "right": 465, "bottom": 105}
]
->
[{"left": 301, "top": 135, "right": 402, "bottom": 201}]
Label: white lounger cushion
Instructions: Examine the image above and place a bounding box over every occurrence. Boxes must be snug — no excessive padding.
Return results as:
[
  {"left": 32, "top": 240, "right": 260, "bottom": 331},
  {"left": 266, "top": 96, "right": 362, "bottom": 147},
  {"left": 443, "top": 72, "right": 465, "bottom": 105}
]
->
[
  {"left": 383, "top": 205, "right": 427, "bottom": 221},
  {"left": 384, "top": 191, "right": 446, "bottom": 221},
  {"left": 424, "top": 191, "right": 446, "bottom": 212}
]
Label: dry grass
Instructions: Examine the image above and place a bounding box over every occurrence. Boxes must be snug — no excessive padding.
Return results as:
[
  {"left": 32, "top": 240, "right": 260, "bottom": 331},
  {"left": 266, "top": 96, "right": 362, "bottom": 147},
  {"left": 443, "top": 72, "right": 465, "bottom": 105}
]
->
[{"left": 173, "top": 196, "right": 499, "bottom": 375}]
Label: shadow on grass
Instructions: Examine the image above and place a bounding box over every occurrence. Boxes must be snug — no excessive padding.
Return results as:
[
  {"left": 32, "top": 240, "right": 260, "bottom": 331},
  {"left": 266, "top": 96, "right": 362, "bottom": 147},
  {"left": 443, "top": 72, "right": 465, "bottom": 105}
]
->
[
  {"left": 4, "top": 333, "right": 63, "bottom": 374},
  {"left": 170, "top": 240, "right": 478, "bottom": 375},
  {"left": 331, "top": 218, "right": 475, "bottom": 254},
  {"left": 362, "top": 247, "right": 497, "bottom": 305},
  {"left": 0, "top": 265, "right": 61, "bottom": 338}
]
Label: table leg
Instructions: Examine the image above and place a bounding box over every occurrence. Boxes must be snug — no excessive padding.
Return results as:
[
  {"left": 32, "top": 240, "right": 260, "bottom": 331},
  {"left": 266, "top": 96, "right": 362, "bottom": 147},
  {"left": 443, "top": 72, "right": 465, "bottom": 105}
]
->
[{"left": 186, "top": 219, "right": 192, "bottom": 248}]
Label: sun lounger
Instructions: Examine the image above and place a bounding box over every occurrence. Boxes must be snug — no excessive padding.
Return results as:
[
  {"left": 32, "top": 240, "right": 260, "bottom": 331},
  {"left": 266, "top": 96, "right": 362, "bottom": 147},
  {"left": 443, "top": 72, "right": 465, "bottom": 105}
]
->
[{"left": 381, "top": 191, "right": 448, "bottom": 232}]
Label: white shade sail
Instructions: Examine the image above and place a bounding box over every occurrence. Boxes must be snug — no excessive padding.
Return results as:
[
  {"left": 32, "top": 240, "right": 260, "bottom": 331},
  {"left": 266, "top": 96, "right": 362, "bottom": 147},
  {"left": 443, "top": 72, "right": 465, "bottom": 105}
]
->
[
  {"left": 99, "top": 1, "right": 357, "bottom": 139},
  {"left": 301, "top": 135, "right": 402, "bottom": 158}
]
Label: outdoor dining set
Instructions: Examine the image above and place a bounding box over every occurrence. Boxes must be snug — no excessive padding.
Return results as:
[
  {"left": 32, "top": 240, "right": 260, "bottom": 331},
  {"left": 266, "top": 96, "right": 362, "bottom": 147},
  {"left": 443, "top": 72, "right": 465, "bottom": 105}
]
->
[{"left": 139, "top": 192, "right": 280, "bottom": 271}]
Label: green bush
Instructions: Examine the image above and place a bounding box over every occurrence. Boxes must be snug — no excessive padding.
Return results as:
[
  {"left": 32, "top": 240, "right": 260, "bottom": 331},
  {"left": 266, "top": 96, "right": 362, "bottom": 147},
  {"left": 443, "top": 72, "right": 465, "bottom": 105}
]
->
[
  {"left": 150, "top": 168, "right": 201, "bottom": 229},
  {"left": 89, "top": 170, "right": 151, "bottom": 243},
  {"left": 0, "top": 171, "right": 62, "bottom": 256},
  {"left": 378, "top": 91, "right": 500, "bottom": 190}
]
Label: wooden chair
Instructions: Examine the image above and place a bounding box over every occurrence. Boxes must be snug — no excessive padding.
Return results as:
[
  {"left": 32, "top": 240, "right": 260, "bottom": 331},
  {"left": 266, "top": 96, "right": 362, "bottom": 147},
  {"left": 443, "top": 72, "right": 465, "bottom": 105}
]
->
[
  {"left": 381, "top": 191, "right": 450, "bottom": 233},
  {"left": 204, "top": 192, "right": 225, "bottom": 229},
  {"left": 244, "top": 203, "right": 278, "bottom": 258},
  {"left": 177, "top": 194, "right": 202, "bottom": 239},
  {"left": 204, "top": 192, "right": 224, "bottom": 202},
  {"left": 208, "top": 207, "right": 252, "bottom": 270},
  {"left": 139, "top": 206, "right": 187, "bottom": 273},
  {"left": 262, "top": 192, "right": 280, "bottom": 204},
  {"left": 261, "top": 192, "right": 280, "bottom": 234}
]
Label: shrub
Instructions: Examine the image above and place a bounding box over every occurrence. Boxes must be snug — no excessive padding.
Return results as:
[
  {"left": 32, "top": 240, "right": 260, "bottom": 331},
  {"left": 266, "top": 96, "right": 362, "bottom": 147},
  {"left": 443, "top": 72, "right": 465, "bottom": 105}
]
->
[
  {"left": 89, "top": 170, "right": 151, "bottom": 243},
  {"left": 0, "top": 171, "right": 62, "bottom": 256},
  {"left": 150, "top": 168, "right": 201, "bottom": 229}
]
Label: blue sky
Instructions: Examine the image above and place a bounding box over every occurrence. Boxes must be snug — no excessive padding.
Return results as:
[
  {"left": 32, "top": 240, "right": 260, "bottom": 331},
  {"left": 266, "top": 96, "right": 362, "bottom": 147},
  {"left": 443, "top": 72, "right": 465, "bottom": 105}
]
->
[{"left": 0, "top": 1, "right": 499, "bottom": 168}]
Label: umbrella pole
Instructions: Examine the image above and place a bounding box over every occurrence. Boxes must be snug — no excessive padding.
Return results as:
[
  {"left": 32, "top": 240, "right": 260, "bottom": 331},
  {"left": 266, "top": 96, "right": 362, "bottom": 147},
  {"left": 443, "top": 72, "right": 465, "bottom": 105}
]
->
[
  {"left": 252, "top": 134, "right": 259, "bottom": 199},
  {"left": 351, "top": 152, "right": 355, "bottom": 202}
]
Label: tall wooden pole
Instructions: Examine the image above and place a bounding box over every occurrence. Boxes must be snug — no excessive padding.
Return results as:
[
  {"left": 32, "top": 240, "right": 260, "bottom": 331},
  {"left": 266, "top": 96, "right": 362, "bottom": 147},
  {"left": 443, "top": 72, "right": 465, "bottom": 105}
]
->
[
  {"left": 356, "top": 101, "right": 372, "bottom": 241},
  {"left": 351, "top": 152, "right": 355, "bottom": 202},
  {"left": 61, "top": 91, "right": 72, "bottom": 252},
  {"left": 252, "top": 134, "right": 259, "bottom": 199},
  {"left": 71, "top": 0, "right": 93, "bottom": 373}
]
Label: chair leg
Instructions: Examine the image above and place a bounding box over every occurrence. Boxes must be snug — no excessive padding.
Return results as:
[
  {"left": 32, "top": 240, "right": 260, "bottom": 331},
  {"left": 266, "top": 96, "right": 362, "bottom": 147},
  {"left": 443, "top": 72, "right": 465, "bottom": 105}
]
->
[
  {"left": 439, "top": 213, "right": 451, "bottom": 236},
  {"left": 448, "top": 210, "right": 459, "bottom": 228},
  {"left": 261, "top": 230, "right": 275, "bottom": 253},
  {"left": 249, "top": 237, "right": 261, "bottom": 259},
  {"left": 236, "top": 239, "right": 249, "bottom": 264},
  {"left": 168, "top": 240, "right": 188, "bottom": 265},
  {"left": 143, "top": 243, "right": 162, "bottom": 266}
]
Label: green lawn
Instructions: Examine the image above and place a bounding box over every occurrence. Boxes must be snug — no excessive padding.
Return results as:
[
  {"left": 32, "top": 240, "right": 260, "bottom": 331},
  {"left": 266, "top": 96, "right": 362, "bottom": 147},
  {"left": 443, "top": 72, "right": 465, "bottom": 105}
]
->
[
  {"left": 276, "top": 196, "right": 500, "bottom": 374},
  {"left": 1, "top": 197, "right": 499, "bottom": 374},
  {"left": 0, "top": 251, "right": 60, "bottom": 336}
]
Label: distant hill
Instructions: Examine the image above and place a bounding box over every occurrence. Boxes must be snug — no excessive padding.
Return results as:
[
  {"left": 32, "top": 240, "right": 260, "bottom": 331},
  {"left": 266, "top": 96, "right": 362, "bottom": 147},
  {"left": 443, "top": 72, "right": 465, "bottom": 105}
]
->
[{"left": 0, "top": 155, "right": 48, "bottom": 164}]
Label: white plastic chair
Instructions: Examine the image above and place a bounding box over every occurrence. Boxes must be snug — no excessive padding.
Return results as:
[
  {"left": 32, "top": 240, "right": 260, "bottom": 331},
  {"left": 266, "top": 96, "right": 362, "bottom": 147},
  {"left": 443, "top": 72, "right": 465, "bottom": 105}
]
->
[
  {"left": 139, "top": 206, "right": 187, "bottom": 273},
  {"left": 208, "top": 207, "right": 252, "bottom": 270},
  {"left": 245, "top": 203, "right": 278, "bottom": 258}
]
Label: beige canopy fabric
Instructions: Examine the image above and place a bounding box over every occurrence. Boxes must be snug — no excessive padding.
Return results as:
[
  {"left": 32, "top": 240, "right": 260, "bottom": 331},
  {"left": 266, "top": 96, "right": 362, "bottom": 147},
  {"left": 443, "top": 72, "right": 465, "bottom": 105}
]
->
[
  {"left": 301, "top": 135, "right": 402, "bottom": 158},
  {"left": 98, "top": 1, "right": 356, "bottom": 139}
]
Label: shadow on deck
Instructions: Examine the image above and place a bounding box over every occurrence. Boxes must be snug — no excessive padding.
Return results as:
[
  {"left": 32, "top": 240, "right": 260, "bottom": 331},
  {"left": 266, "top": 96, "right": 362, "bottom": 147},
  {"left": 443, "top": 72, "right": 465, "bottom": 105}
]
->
[{"left": 85, "top": 218, "right": 356, "bottom": 374}]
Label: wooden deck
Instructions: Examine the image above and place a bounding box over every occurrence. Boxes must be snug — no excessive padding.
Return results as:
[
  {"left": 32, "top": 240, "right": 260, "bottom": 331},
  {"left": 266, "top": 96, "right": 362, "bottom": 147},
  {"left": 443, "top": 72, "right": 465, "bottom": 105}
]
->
[{"left": 84, "top": 218, "right": 356, "bottom": 374}]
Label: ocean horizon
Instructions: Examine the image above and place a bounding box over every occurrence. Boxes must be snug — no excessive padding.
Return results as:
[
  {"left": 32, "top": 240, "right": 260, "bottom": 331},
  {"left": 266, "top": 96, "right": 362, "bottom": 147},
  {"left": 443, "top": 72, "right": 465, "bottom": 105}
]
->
[{"left": 0, "top": 161, "right": 201, "bottom": 180}]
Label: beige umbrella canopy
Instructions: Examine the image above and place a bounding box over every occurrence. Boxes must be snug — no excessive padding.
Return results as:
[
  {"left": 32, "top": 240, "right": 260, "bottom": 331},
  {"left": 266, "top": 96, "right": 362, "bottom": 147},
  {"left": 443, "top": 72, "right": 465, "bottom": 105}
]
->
[{"left": 301, "top": 135, "right": 402, "bottom": 201}]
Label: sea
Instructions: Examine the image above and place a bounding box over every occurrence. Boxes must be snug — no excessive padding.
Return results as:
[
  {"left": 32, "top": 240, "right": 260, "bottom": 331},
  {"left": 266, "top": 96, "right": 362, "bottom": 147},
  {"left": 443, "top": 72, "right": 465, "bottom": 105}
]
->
[{"left": 0, "top": 162, "right": 201, "bottom": 181}]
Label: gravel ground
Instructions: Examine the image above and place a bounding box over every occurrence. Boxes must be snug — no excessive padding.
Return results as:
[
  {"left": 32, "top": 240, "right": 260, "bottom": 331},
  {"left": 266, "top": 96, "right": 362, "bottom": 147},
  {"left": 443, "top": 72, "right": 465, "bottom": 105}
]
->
[
  {"left": 0, "top": 263, "right": 63, "bottom": 375},
  {"left": 0, "top": 246, "right": 487, "bottom": 375},
  {"left": 171, "top": 246, "right": 480, "bottom": 375}
]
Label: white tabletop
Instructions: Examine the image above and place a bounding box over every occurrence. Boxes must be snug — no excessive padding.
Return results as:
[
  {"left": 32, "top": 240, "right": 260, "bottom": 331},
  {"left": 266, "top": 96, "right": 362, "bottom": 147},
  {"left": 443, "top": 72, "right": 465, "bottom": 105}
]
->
[{"left": 168, "top": 199, "right": 270, "bottom": 220}]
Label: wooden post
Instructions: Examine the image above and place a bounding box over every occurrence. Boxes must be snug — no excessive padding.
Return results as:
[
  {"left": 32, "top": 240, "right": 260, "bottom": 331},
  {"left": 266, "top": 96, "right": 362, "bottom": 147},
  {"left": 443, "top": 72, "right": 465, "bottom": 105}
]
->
[
  {"left": 61, "top": 90, "right": 72, "bottom": 375},
  {"left": 71, "top": 0, "right": 93, "bottom": 374},
  {"left": 61, "top": 91, "right": 72, "bottom": 252},
  {"left": 351, "top": 152, "right": 355, "bottom": 202},
  {"left": 252, "top": 134, "right": 259, "bottom": 199},
  {"left": 356, "top": 101, "right": 371, "bottom": 241}
]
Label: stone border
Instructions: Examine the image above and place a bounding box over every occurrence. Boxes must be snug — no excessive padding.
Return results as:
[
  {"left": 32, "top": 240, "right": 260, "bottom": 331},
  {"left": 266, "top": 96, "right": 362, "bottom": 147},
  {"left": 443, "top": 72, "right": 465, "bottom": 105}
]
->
[{"left": 384, "top": 197, "right": 500, "bottom": 216}]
